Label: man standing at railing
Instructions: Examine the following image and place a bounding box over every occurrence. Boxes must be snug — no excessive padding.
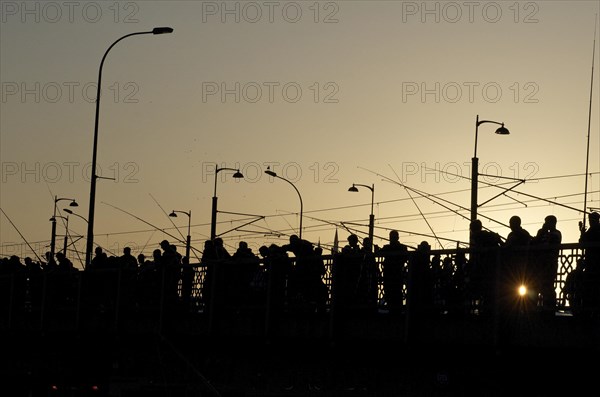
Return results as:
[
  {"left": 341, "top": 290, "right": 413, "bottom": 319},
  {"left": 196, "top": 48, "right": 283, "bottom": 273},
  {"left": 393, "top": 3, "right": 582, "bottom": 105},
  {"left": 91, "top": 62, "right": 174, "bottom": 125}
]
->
[
  {"left": 379, "top": 230, "right": 408, "bottom": 314},
  {"left": 503, "top": 216, "right": 532, "bottom": 311},
  {"left": 579, "top": 212, "right": 600, "bottom": 316},
  {"left": 531, "top": 215, "right": 562, "bottom": 316},
  {"left": 469, "top": 220, "right": 503, "bottom": 316}
]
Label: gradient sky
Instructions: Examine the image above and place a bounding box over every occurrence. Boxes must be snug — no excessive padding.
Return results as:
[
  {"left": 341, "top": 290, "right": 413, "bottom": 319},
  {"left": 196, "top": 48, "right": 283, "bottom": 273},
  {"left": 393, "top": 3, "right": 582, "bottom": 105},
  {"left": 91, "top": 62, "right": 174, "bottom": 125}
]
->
[{"left": 1, "top": 1, "right": 599, "bottom": 267}]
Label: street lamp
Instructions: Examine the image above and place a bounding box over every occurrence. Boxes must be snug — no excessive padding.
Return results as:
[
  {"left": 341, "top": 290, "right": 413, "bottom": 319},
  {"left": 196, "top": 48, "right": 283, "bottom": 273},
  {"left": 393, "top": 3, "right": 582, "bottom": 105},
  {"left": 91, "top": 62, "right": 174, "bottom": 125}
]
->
[
  {"left": 85, "top": 27, "right": 174, "bottom": 267},
  {"left": 50, "top": 215, "right": 69, "bottom": 256},
  {"left": 51, "top": 196, "right": 78, "bottom": 259},
  {"left": 169, "top": 210, "right": 192, "bottom": 260},
  {"left": 471, "top": 115, "right": 510, "bottom": 228},
  {"left": 348, "top": 183, "right": 375, "bottom": 251},
  {"left": 211, "top": 165, "right": 244, "bottom": 240},
  {"left": 265, "top": 167, "right": 303, "bottom": 239},
  {"left": 64, "top": 208, "right": 88, "bottom": 223}
]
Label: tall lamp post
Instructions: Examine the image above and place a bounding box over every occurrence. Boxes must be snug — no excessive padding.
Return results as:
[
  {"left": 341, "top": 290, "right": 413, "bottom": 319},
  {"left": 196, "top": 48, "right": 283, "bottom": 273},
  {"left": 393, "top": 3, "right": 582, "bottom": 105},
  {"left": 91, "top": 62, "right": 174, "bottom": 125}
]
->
[
  {"left": 265, "top": 167, "right": 303, "bottom": 239},
  {"left": 211, "top": 165, "right": 244, "bottom": 240},
  {"left": 50, "top": 215, "right": 69, "bottom": 256},
  {"left": 51, "top": 196, "right": 78, "bottom": 259},
  {"left": 85, "top": 27, "right": 174, "bottom": 267},
  {"left": 169, "top": 210, "right": 192, "bottom": 260},
  {"left": 471, "top": 115, "right": 510, "bottom": 228},
  {"left": 348, "top": 183, "right": 375, "bottom": 251}
]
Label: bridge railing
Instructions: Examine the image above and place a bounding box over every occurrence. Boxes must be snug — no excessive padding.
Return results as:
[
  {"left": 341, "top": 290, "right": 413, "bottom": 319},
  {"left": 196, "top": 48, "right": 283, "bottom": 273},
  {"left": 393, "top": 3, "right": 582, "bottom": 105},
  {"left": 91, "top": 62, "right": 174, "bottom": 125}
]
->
[{"left": 1, "top": 242, "right": 598, "bottom": 334}]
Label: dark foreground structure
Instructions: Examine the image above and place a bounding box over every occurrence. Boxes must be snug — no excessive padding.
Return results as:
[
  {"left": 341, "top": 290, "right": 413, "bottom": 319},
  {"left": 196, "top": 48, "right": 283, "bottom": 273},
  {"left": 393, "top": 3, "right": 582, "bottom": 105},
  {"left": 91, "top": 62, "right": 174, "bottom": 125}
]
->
[{"left": 1, "top": 242, "right": 599, "bottom": 396}]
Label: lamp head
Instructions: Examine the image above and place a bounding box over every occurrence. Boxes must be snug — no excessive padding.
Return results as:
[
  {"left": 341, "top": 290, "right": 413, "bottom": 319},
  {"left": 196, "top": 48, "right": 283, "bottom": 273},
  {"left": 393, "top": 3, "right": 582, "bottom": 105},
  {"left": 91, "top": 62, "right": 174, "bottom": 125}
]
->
[
  {"left": 153, "top": 27, "right": 174, "bottom": 34},
  {"left": 233, "top": 170, "right": 244, "bottom": 178},
  {"left": 348, "top": 185, "right": 359, "bottom": 192},
  {"left": 64, "top": 209, "right": 74, "bottom": 215},
  {"left": 495, "top": 123, "right": 510, "bottom": 135},
  {"left": 265, "top": 167, "right": 277, "bottom": 178},
  {"left": 69, "top": 200, "right": 78, "bottom": 207},
  {"left": 169, "top": 211, "right": 177, "bottom": 218}
]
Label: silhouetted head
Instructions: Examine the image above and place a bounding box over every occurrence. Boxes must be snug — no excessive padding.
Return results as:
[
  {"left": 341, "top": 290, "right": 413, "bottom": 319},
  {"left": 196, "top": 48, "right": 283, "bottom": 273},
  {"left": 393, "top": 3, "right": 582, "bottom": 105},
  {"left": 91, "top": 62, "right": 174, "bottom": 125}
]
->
[
  {"left": 589, "top": 212, "right": 600, "bottom": 226},
  {"left": 544, "top": 215, "right": 557, "bottom": 229},
  {"left": 470, "top": 220, "right": 483, "bottom": 232},
  {"left": 94, "top": 247, "right": 103, "bottom": 255},
  {"left": 160, "top": 240, "right": 170, "bottom": 250},
  {"left": 137, "top": 254, "right": 145, "bottom": 264},
  {"left": 124, "top": 247, "right": 131, "bottom": 255},
  {"left": 289, "top": 235, "right": 299, "bottom": 245},
  {"left": 509, "top": 216, "right": 521, "bottom": 230},
  {"left": 347, "top": 234, "right": 358, "bottom": 246},
  {"left": 214, "top": 238, "right": 224, "bottom": 248},
  {"left": 239, "top": 241, "right": 248, "bottom": 250},
  {"left": 259, "top": 245, "right": 269, "bottom": 257},
  {"left": 389, "top": 230, "right": 399, "bottom": 243},
  {"left": 418, "top": 241, "right": 431, "bottom": 252},
  {"left": 153, "top": 249, "right": 162, "bottom": 260}
]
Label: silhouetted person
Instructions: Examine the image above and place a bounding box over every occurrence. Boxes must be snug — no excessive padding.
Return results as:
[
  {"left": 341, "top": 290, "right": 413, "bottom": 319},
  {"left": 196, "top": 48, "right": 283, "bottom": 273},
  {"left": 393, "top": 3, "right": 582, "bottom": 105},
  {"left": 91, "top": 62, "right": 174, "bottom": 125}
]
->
[
  {"left": 334, "top": 234, "right": 363, "bottom": 311},
  {"left": 283, "top": 234, "right": 317, "bottom": 310},
  {"left": 379, "top": 230, "right": 408, "bottom": 313},
  {"left": 120, "top": 246, "right": 138, "bottom": 272},
  {"left": 262, "top": 244, "right": 292, "bottom": 313},
  {"left": 229, "top": 241, "right": 260, "bottom": 307},
  {"left": 160, "top": 240, "right": 181, "bottom": 306},
  {"left": 357, "top": 237, "right": 379, "bottom": 311},
  {"left": 502, "top": 216, "right": 532, "bottom": 312},
  {"left": 310, "top": 246, "right": 328, "bottom": 312},
  {"left": 89, "top": 247, "right": 108, "bottom": 270},
  {"left": 25, "top": 257, "right": 43, "bottom": 307},
  {"left": 407, "top": 241, "right": 434, "bottom": 321},
  {"left": 469, "top": 219, "right": 502, "bottom": 314},
  {"left": 451, "top": 249, "right": 469, "bottom": 315},
  {"left": 578, "top": 211, "right": 600, "bottom": 315},
  {"left": 214, "top": 238, "right": 231, "bottom": 260},
  {"left": 531, "top": 215, "right": 562, "bottom": 314},
  {"left": 43, "top": 251, "right": 57, "bottom": 271},
  {"left": 55, "top": 252, "right": 74, "bottom": 273},
  {"left": 137, "top": 249, "right": 161, "bottom": 305}
]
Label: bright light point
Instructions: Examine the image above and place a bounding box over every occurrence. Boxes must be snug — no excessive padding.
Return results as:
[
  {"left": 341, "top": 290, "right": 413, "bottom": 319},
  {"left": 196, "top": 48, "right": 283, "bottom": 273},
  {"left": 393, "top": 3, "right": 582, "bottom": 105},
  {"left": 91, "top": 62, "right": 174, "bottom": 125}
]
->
[{"left": 518, "top": 285, "right": 527, "bottom": 297}]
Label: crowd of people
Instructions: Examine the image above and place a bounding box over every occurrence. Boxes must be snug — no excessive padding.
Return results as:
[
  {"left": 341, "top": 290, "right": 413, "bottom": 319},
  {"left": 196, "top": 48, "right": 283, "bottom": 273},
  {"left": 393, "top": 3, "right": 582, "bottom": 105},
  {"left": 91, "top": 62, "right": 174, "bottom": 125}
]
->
[{"left": 1, "top": 212, "right": 599, "bottom": 318}]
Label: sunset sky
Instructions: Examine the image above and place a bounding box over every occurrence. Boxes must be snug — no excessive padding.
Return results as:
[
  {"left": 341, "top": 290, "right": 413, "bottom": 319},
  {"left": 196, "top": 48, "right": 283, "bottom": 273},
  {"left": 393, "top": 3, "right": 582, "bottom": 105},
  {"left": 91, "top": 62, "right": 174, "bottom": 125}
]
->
[{"left": 1, "top": 1, "right": 599, "bottom": 267}]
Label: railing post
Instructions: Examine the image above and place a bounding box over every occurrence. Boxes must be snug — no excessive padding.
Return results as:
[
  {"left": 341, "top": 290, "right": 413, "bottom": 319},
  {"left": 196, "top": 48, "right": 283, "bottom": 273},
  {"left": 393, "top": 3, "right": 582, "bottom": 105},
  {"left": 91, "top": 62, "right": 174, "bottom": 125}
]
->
[
  {"left": 207, "top": 261, "right": 219, "bottom": 336},
  {"left": 75, "top": 273, "right": 82, "bottom": 332},
  {"left": 492, "top": 247, "right": 501, "bottom": 349},
  {"left": 328, "top": 256, "right": 338, "bottom": 342},
  {"left": 114, "top": 269, "right": 122, "bottom": 333},
  {"left": 8, "top": 274, "right": 15, "bottom": 330},
  {"left": 264, "top": 259, "right": 273, "bottom": 340}
]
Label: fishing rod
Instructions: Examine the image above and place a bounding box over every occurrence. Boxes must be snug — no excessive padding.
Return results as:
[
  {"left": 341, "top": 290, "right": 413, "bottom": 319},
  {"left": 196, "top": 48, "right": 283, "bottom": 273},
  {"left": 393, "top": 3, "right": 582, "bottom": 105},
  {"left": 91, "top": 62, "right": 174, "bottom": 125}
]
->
[
  {"left": 102, "top": 201, "right": 208, "bottom": 260},
  {"left": 582, "top": 15, "right": 598, "bottom": 233},
  {"left": 388, "top": 164, "right": 444, "bottom": 248},
  {"left": 150, "top": 194, "right": 188, "bottom": 244},
  {"left": 102, "top": 201, "right": 187, "bottom": 246},
  {"left": 0, "top": 208, "right": 44, "bottom": 263},
  {"left": 359, "top": 166, "right": 510, "bottom": 232},
  {"left": 421, "top": 165, "right": 528, "bottom": 208},
  {"left": 429, "top": 165, "right": 589, "bottom": 215},
  {"left": 149, "top": 193, "right": 202, "bottom": 264}
]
